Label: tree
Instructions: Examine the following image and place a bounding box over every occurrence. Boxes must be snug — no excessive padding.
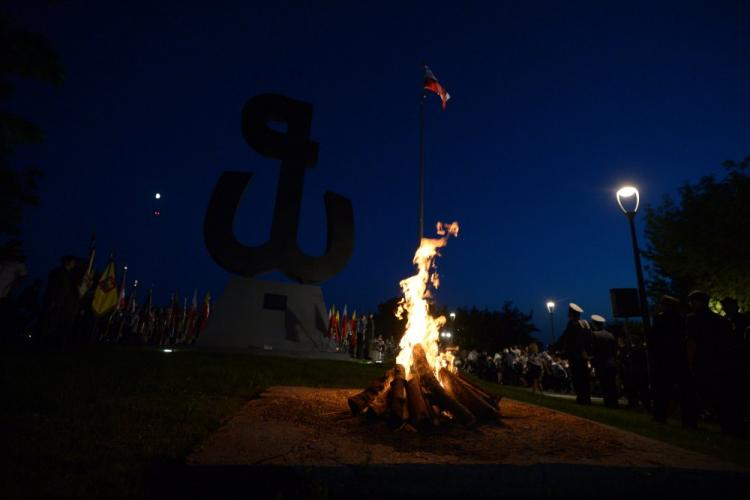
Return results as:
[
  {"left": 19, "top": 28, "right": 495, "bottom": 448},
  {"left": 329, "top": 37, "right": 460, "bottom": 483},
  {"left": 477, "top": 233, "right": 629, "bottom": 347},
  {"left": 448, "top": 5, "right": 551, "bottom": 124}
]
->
[
  {"left": 0, "top": 11, "right": 64, "bottom": 237},
  {"left": 454, "top": 301, "right": 539, "bottom": 352},
  {"left": 643, "top": 156, "right": 750, "bottom": 311}
]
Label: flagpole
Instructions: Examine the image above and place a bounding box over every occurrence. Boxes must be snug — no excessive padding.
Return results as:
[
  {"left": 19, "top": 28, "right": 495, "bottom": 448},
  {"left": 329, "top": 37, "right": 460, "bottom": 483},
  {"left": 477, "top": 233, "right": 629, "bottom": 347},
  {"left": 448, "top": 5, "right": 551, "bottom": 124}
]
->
[{"left": 419, "top": 90, "right": 426, "bottom": 241}]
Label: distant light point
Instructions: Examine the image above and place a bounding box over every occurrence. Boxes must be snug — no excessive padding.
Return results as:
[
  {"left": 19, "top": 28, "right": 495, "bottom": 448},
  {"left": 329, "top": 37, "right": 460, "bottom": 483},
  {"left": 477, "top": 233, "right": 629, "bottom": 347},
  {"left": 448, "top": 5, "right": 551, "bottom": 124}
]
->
[{"left": 155, "top": 192, "right": 161, "bottom": 199}]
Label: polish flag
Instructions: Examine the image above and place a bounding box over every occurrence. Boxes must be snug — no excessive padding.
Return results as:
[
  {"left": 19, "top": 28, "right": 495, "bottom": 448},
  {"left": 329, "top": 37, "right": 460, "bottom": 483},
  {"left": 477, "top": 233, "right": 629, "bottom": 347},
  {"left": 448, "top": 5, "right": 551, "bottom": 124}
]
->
[{"left": 423, "top": 65, "right": 451, "bottom": 110}]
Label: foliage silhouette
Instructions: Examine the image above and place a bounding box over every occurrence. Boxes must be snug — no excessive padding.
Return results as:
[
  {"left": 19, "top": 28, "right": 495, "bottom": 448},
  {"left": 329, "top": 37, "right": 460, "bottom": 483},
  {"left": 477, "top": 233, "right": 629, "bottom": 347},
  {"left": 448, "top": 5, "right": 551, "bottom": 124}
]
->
[
  {"left": 0, "top": 10, "right": 64, "bottom": 237},
  {"left": 643, "top": 156, "right": 750, "bottom": 311}
]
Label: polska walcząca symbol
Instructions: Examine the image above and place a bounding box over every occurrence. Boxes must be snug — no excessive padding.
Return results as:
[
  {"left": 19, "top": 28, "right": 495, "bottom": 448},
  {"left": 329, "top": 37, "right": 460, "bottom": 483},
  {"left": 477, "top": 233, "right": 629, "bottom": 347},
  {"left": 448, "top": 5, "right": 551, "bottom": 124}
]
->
[{"left": 203, "top": 93, "right": 354, "bottom": 284}]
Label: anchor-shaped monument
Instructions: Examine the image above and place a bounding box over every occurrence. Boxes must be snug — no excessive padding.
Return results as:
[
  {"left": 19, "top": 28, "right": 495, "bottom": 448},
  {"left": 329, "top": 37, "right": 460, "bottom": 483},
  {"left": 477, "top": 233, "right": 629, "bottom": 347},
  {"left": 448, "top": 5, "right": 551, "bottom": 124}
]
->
[{"left": 198, "top": 93, "right": 354, "bottom": 353}]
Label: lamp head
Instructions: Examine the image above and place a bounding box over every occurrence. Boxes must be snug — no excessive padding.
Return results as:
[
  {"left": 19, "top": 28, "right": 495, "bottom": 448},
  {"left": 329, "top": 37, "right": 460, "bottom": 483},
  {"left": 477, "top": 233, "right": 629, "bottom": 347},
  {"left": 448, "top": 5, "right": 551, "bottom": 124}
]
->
[
  {"left": 546, "top": 301, "right": 555, "bottom": 313},
  {"left": 616, "top": 186, "right": 640, "bottom": 214}
]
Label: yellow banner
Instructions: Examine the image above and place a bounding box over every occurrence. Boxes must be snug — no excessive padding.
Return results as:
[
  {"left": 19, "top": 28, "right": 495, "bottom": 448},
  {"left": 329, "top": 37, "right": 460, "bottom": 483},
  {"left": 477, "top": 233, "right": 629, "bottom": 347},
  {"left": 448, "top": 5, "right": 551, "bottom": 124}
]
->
[{"left": 92, "top": 261, "right": 118, "bottom": 316}]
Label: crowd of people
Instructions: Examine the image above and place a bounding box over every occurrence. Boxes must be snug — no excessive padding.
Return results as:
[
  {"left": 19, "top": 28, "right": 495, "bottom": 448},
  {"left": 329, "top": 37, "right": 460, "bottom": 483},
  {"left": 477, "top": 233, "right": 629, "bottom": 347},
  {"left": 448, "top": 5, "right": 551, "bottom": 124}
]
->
[
  {"left": 453, "top": 295, "right": 749, "bottom": 437},
  {"left": 0, "top": 241, "right": 211, "bottom": 349}
]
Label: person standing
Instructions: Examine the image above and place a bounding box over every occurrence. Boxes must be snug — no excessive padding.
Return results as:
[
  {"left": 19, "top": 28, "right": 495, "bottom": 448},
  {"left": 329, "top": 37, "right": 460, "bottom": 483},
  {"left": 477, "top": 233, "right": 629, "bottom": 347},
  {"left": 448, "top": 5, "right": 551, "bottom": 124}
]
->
[
  {"left": 649, "top": 295, "right": 687, "bottom": 424},
  {"left": 526, "top": 342, "right": 544, "bottom": 394},
  {"left": 0, "top": 240, "right": 28, "bottom": 341},
  {"left": 38, "top": 256, "right": 81, "bottom": 347},
  {"left": 720, "top": 297, "right": 748, "bottom": 434},
  {"left": 556, "top": 303, "right": 592, "bottom": 405},
  {"left": 686, "top": 290, "right": 743, "bottom": 435},
  {"left": 364, "top": 314, "right": 375, "bottom": 360},
  {"left": 591, "top": 314, "right": 618, "bottom": 408},
  {"left": 356, "top": 315, "right": 366, "bottom": 359}
]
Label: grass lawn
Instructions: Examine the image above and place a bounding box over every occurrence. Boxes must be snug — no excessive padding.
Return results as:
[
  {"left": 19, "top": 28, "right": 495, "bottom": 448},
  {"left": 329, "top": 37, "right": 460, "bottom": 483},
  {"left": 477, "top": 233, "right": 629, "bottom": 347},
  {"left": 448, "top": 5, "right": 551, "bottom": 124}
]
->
[
  {"left": 1, "top": 347, "right": 384, "bottom": 498},
  {"left": 476, "top": 380, "right": 750, "bottom": 469},
  {"left": 2, "top": 347, "right": 747, "bottom": 498}
]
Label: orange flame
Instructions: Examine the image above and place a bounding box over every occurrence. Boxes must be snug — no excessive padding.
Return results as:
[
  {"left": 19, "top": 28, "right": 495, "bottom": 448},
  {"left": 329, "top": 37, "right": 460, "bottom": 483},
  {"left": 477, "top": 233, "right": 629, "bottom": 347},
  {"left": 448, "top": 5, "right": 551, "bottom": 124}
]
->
[{"left": 396, "top": 221, "right": 459, "bottom": 379}]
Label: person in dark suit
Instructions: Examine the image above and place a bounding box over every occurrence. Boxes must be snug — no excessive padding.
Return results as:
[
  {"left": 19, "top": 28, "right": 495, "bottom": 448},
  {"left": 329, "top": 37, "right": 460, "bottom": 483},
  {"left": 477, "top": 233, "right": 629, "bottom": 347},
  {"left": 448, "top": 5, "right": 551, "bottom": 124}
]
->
[
  {"left": 649, "top": 295, "right": 686, "bottom": 424},
  {"left": 686, "top": 290, "right": 743, "bottom": 435},
  {"left": 720, "top": 297, "right": 748, "bottom": 435},
  {"left": 38, "top": 256, "right": 81, "bottom": 347},
  {"left": 591, "top": 314, "right": 618, "bottom": 408}
]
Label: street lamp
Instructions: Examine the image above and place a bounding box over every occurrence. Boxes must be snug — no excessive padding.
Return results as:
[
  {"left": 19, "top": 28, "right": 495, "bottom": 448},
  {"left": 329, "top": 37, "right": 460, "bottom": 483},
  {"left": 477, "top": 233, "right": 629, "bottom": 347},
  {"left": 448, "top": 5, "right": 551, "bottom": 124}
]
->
[
  {"left": 449, "top": 312, "right": 456, "bottom": 321},
  {"left": 616, "top": 185, "right": 650, "bottom": 333},
  {"left": 546, "top": 301, "right": 556, "bottom": 345}
]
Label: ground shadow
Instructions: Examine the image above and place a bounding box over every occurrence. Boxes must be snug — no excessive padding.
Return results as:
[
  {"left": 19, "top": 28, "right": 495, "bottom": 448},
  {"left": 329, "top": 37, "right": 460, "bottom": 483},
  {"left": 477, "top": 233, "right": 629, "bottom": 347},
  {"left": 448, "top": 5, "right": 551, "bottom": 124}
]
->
[{"left": 145, "top": 463, "right": 750, "bottom": 499}]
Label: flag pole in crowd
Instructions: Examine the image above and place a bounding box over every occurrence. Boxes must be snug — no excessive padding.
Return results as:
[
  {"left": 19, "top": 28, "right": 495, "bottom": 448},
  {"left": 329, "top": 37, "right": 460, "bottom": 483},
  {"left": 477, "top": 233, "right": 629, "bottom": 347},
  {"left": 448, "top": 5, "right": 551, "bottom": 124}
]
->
[{"left": 117, "top": 265, "right": 128, "bottom": 311}]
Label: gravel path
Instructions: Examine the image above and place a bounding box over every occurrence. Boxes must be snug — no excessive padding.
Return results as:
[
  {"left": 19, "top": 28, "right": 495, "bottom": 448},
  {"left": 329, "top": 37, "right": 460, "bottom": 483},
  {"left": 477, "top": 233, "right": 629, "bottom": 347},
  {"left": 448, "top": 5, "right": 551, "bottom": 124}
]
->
[{"left": 188, "top": 386, "right": 744, "bottom": 472}]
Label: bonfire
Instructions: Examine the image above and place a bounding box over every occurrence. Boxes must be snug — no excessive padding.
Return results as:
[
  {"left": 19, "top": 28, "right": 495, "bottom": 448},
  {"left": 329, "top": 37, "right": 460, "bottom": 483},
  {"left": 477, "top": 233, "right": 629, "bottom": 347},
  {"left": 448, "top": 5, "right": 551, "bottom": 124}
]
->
[{"left": 348, "top": 222, "right": 501, "bottom": 430}]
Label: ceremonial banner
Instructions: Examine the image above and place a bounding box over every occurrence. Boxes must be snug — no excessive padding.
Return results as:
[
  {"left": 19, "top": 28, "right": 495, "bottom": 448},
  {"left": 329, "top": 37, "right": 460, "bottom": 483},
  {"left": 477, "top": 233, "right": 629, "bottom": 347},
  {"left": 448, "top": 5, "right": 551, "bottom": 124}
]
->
[{"left": 92, "top": 260, "right": 118, "bottom": 315}]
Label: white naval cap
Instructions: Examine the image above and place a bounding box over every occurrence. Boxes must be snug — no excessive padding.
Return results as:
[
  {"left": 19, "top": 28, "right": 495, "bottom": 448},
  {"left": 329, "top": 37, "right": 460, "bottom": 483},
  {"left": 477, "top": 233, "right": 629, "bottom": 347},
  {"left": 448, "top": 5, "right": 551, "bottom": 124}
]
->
[
  {"left": 591, "top": 314, "right": 606, "bottom": 323},
  {"left": 569, "top": 303, "right": 583, "bottom": 313}
]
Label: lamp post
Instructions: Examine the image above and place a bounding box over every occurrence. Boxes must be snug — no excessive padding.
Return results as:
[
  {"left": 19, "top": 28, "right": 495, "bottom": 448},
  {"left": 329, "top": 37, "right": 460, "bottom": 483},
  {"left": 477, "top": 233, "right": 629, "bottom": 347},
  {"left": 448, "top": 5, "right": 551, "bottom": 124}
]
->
[
  {"left": 616, "top": 186, "right": 651, "bottom": 334},
  {"left": 546, "top": 301, "right": 556, "bottom": 346}
]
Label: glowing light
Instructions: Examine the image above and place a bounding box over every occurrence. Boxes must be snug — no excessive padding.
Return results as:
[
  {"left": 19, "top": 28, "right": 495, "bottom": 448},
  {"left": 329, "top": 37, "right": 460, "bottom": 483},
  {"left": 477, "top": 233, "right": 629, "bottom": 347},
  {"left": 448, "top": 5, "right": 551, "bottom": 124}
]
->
[
  {"left": 162, "top": 348, "right": 173, "bottom": 353},
  {"left": 546, "top": 301, "right": 555, "bottom": 313},
  {"left": 155, "top": 193, "right": 161, "bottom": 199},
  {"left": 616, "top": 185, "right": 640, "bottom": 214},
  {"left": 395, "top": 221, "right": 459, "bottom": 379},
  {"left": 450, "top": 312, "right": 456, "bottom": 320}
]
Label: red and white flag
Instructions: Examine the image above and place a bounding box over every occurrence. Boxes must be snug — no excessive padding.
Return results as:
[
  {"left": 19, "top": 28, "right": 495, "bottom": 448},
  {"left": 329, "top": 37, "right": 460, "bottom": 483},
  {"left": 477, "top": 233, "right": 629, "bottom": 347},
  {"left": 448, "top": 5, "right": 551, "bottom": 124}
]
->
[{"left": 423, "top": 65, "right": 451, "bottom": 110}]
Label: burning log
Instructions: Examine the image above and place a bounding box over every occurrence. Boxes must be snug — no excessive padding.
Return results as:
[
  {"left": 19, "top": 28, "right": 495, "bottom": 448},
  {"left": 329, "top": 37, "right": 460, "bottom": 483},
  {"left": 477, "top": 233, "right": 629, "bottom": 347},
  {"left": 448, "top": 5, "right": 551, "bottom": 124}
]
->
[
  {"left": 439, "top": 368, "right": 499, "bottom": 420},
  {"left": 456, "top": 371, "right": 502, "bottom": 407},
  {"left": 348, "top": 370, "right": 393, "bottom": 415},
  {"left": 388, "top": 364, "right": 409, "bottom": 425},
  {"left": 412, "top": 344, "right": 476, "bottom": 427},
  {"left": 406, "top": 372, "right": 430, "bottom": 428}
]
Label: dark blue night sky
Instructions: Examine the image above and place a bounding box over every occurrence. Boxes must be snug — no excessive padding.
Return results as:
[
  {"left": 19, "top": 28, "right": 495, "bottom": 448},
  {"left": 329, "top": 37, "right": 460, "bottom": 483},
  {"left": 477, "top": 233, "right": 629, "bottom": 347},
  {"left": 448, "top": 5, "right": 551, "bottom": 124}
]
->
[{"left": 8, "top": 1, "right": 750, "bottom": 343}]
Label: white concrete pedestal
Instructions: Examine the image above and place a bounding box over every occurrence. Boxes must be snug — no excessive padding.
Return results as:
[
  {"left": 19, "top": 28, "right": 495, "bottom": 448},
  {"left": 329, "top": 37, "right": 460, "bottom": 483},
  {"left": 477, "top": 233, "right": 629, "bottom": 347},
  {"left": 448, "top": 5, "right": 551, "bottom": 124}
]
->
[{"left": 198, "top": 277, "right": 337, "bottom": 352}]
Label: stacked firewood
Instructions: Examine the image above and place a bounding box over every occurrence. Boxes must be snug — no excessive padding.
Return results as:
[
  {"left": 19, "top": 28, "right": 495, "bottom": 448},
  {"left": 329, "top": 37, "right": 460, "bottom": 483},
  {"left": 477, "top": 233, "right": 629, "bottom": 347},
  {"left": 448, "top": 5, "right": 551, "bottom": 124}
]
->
[{"left": 348, "top": 344, "right": 501, "bottom": 429}]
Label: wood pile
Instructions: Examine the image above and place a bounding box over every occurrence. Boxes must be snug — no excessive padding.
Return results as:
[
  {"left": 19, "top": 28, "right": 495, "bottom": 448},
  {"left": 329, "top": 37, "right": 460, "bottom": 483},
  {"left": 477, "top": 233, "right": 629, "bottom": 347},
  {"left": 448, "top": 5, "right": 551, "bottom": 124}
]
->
[{"left": 348, "top": 343, "right": 501, "bottom": 430}]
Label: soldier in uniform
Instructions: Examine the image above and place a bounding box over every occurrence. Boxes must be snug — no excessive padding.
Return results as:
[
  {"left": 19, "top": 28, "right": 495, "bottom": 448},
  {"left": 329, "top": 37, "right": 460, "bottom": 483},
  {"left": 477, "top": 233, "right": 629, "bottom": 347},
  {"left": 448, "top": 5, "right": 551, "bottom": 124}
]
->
[
  {"left": 649, "top": 295, "right": 686, "bottom": 424},
  {"left": 686, "top": 290, "right": 743, "bottom": 435},
  {"left": 556, "top": 303, "right": 592, "bottom": 405},
  {"left": 720, "top": 297, "right": 748, "bottom": 433},
  {"left": 591, "top": 314, "right": 618, "bottom": 408}
]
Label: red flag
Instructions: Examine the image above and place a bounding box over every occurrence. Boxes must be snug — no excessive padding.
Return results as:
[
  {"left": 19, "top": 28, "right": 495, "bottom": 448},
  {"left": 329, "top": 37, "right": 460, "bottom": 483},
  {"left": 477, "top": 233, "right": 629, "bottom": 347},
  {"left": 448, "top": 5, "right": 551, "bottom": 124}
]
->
[
  {"left": 423, "top": 65, "right": 451, "bottom": 110},
  {"left": 117, "top": 265, "right": 128, "bottom": 311}
]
